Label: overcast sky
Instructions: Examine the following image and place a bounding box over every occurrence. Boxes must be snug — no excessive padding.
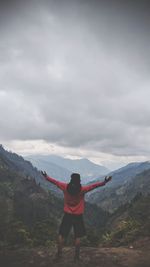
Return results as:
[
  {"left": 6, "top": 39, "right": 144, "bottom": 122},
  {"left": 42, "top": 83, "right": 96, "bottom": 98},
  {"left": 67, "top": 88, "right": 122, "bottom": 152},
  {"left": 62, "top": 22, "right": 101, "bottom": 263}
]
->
[{"left": 0, "top": 0, "right": 150, "bottom": 170}]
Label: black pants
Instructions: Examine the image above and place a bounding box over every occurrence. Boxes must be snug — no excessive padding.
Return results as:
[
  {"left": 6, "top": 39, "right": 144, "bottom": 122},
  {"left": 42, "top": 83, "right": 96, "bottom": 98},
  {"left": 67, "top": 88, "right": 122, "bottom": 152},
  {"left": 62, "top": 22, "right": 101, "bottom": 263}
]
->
[{"left": 59, "top": 213, "right": 86, "bottom": 238}]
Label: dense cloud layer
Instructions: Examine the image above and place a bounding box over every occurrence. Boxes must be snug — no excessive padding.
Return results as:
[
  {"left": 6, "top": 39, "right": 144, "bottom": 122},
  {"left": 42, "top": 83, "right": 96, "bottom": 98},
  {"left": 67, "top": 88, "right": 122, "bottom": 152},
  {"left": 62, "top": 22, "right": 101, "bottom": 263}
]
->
[{"left": 0, "top": 0, "right": 150, "bottom": 166}]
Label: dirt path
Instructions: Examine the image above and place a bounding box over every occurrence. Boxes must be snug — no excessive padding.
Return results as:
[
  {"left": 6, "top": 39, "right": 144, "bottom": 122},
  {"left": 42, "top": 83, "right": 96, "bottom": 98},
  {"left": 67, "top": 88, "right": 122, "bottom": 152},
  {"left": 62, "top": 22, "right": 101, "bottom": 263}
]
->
[{"left": 0, "top": 246, "right": 150, "bottom": 267}]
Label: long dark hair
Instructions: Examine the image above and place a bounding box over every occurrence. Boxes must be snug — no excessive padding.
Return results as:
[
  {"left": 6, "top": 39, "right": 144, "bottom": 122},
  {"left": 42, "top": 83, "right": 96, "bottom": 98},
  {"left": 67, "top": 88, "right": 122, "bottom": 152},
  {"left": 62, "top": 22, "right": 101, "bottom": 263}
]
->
[{"left": 67, "top": 173, "right": 81, "bottom": 196}]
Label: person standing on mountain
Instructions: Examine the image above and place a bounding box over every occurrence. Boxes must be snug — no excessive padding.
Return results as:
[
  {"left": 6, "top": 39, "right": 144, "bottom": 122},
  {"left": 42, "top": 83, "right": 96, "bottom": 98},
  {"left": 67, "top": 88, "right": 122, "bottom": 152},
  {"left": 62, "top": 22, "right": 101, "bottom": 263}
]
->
[{"left": 41, "top": 171, "right": 112, "bottom": 262}]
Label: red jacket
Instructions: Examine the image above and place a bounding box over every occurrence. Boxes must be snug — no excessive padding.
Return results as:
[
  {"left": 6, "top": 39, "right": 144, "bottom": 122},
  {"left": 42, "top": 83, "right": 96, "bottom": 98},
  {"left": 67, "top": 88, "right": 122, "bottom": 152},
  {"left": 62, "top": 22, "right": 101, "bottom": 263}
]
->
[{"left": 46, "top": 175, "right": 106, "bottom": 215}]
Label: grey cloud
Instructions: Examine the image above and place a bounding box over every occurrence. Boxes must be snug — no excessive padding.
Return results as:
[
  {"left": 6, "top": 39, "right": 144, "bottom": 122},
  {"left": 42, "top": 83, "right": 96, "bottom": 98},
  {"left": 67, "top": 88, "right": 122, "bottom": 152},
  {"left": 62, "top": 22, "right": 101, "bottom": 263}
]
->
[{"left": 0, "top": 0, "right": 150, "bottom": 157}]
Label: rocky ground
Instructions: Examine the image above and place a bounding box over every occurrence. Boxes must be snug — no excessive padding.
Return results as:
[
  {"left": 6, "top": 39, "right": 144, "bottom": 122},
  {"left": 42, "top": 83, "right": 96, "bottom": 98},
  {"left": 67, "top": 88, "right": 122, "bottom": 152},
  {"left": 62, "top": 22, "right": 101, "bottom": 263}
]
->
[{"left": 0, "top": 240, "right": 150, "bottom": 267}]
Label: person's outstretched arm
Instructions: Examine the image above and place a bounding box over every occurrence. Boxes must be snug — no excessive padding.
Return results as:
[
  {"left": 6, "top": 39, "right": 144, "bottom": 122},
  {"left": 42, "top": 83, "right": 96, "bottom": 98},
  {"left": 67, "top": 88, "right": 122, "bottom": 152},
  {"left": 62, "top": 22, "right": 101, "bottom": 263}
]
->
[
  {"left": 82, "top": 176, "right": 112, "bottom": 193},
  {"left": 41, "top": 171, "right": 66, "bottom": 191}
]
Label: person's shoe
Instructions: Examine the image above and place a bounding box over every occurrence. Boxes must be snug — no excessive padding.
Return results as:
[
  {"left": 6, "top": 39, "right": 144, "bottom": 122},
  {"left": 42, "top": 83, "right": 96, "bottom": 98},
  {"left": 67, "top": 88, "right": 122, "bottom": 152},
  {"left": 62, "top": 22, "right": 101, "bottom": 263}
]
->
[
  {"left": 74, "top": 256, "right": 80, "bottom": 263},
  {"left": 74, "top": 246, "right": 80, "bottom": 263},
  {"left": 53, "top": 252, "right": 62, "bottom": 263}
]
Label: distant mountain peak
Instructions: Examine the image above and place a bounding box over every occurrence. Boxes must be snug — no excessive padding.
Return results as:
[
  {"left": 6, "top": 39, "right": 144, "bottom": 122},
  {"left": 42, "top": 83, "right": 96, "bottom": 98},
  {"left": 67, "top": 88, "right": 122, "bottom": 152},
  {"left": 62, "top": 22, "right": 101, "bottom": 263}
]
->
[{"left": 25, "top": 154, "right": 109, "bottom": 183}]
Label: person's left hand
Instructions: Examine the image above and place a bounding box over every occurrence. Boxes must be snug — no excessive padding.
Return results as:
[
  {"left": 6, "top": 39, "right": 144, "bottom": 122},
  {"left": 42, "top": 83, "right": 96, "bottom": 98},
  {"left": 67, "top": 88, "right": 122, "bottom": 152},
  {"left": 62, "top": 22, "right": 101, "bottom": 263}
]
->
[{"left": 104, "top": 176, "right": 112, "bottom": 183}]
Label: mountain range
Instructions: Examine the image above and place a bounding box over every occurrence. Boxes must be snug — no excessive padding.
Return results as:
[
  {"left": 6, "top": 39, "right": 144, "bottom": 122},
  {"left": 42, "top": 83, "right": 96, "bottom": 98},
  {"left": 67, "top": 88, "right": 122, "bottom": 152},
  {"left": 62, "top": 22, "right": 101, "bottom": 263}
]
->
[
  {"left": 0, "top": 145, "right": 63, "bottom": 197},
  {"left": 1, "top": 145, "right": 150, "bottom": 206},
  {"left": 25, "top": 154, "right": 109, "bottom": 183},
  {"left": 87, "top": 161, "right": 150, "bottom": 212},
  {"left": 1, "top": 144, "right": 150, "bottom": 210}
]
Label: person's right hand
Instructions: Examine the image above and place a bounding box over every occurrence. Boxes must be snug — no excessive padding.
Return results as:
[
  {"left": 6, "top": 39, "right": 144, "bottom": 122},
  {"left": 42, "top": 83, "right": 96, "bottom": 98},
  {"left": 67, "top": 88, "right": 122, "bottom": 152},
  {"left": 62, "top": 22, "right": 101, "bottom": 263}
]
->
[
  {"left": 104, "top": 176, "right": 112, "bottom": 183},
  {"left": 41, "top": 171, "right": 47, "bottom": 178}
]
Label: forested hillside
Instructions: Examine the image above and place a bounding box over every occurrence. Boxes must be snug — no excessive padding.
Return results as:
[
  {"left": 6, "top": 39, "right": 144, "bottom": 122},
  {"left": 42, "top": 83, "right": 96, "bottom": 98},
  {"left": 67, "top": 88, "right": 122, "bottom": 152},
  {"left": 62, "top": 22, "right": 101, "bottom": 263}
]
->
[
  {"left": 0, "top": 155, "right": 61, "bottom": 248},
  {"left": 0, "top": 145, "right": 64, "bottom": 197},
  {"left": 88, "top": 166, "right": 150, "bottom": 212},
  {"left": 102, "top": 193, "right": 150, "bottom": 247}
]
